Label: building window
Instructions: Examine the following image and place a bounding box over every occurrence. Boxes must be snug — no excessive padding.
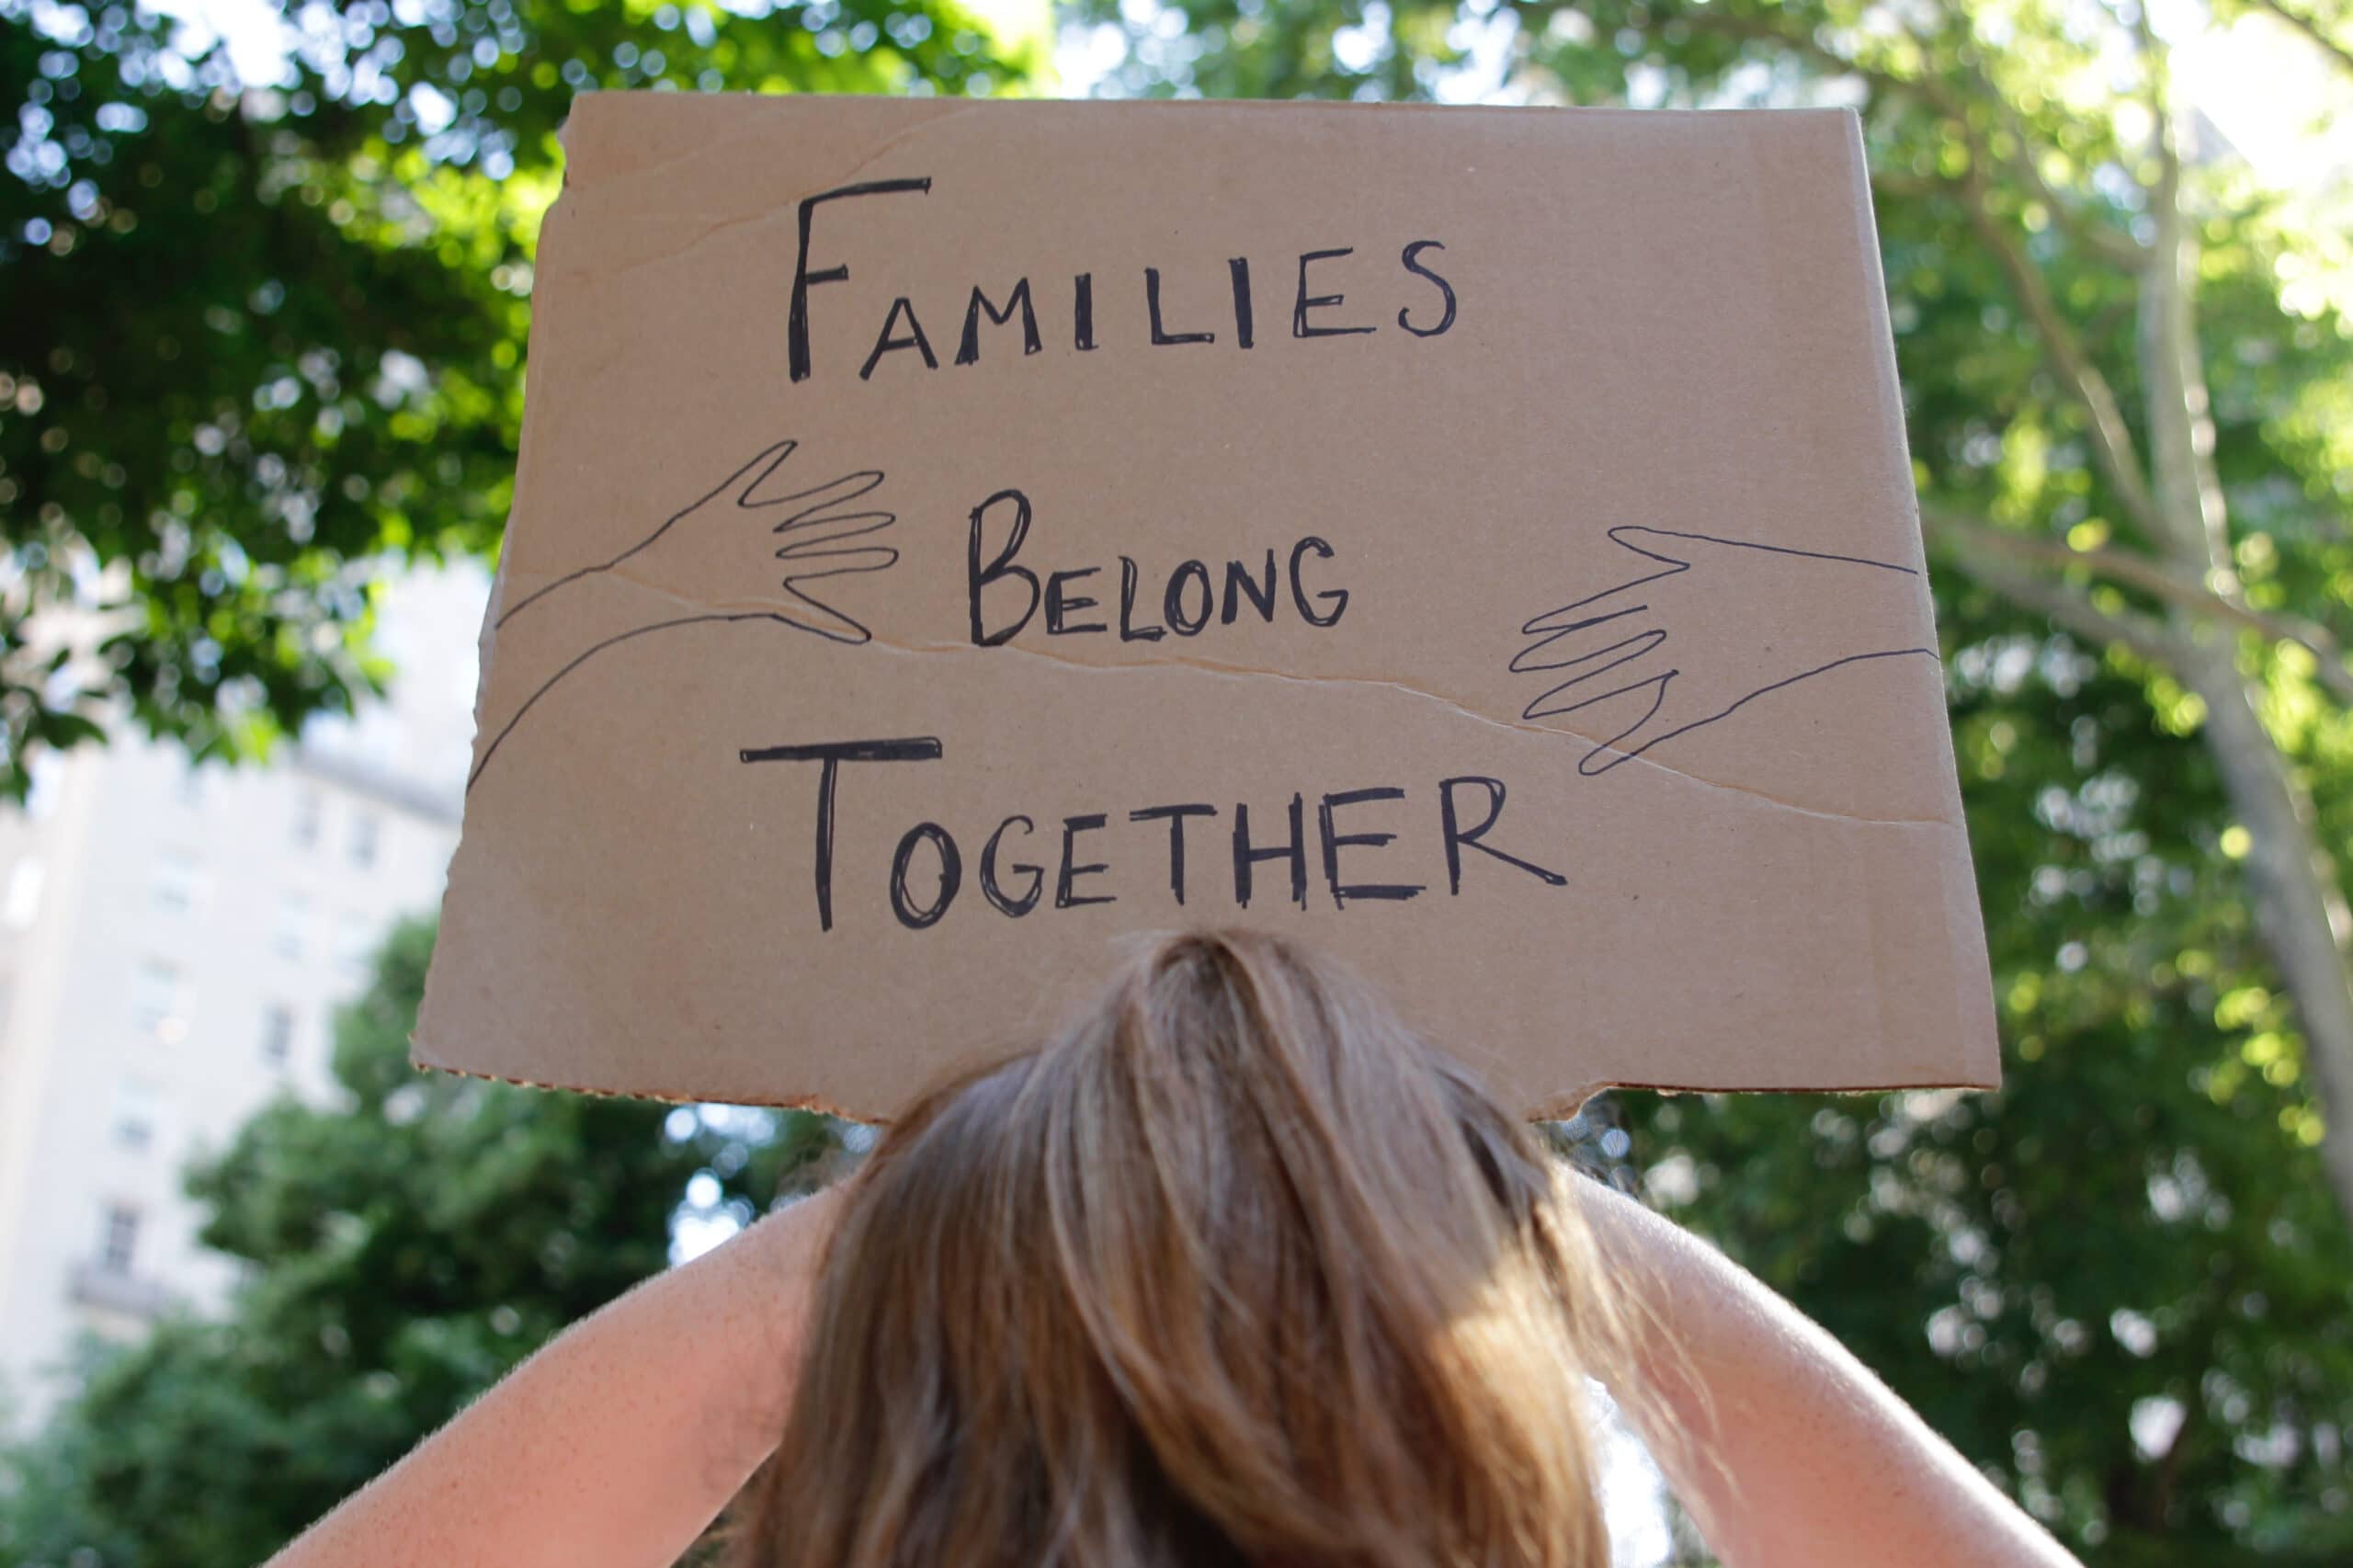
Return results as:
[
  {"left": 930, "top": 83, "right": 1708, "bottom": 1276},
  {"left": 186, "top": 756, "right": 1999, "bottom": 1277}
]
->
[
  {"left": 131, "top": 960, "right": 188, "bottom": 1041},
  {"left": 292, "top": 789, "right": 323, "bottom": 850},
  {"left": 27, "top": 755, "right": 62, "bottom": 820},
  {"left": 113, "top": 1081, "right": 160, "bottom": 1153},
  {"left": 97, "top": 1204, "right": 142, "bottom": 1274},
  {"left": 347, "top": 810, "right": 381, "bottom": 869},
  {"left": 260, "top": 1004, "right": 294, "bottom": 1067},
  {"left": 152, "top": 848, "right": 203, "bottom": 915},
  {"left": 273, "top": 893, "right": 310, "bottom": 960},
  {"left": 335, "top": 913, "right": 378, "bottom": 975},
  {"left": 1, "top": 857, "right": 43, "bottom": 930}
]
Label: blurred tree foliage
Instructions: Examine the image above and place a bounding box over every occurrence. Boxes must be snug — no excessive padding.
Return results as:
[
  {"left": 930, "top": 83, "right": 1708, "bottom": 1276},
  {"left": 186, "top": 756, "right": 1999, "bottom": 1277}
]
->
[
  {"left": 1072, "top": 0, "right": 2353, "bottom": 1559},
  {"left": 0, "top": 919, "right": 836, "bottom": 1565},
  {"left": 10, "top": 0, "right": 2353, "bottom": 1564},
  {"left": 0, "top": 0, "right": 1024, "bottom": 799}
]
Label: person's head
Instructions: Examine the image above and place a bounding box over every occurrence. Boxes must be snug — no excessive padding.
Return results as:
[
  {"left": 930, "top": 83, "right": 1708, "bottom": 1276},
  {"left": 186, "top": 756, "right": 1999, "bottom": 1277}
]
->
[{"left": 733, "top": 930, "right": 1639, "bottom": 1568}]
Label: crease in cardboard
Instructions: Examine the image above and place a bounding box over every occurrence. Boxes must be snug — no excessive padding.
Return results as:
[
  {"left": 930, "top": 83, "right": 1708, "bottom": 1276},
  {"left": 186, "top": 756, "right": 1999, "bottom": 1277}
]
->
[
  {"left": 574, "top": 204, "right": 793, "bottom": 284},
  {"left": 817, "top": 107, "right": 987, "bottom": 195},
  {"left": 493, "top": 559, "right": 1956, "bottom": 829},
  {"left": 559, "top": 94, "right": 823, "bottom": 192},
  {"left": 560, "top": 107, "right": 993, "bottom": 285}
]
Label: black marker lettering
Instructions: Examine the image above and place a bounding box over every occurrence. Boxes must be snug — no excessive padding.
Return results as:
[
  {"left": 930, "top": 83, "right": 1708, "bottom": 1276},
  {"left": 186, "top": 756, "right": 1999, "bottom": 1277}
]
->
[
  {"left": 890, "top": 822, "right": 962, "bottom": 929},
  {"left": 1318, "top": 787, "right": 1424, "bottom": 907},
  {"left": 1074, "top": 272, "right": 1097, "bottom": 352},
  {"left": 789, "top": 177, "right": 931, "bottom": 383},
  {"left": 1293, "top": 247, "right": 1376, "bottom": 338},
  {"left": 1221, "top": 551, "right": 1279, "bottom": 625},
  {"left": 1438, "top": 776, "right": 1567, "bottom": 895},
  {"left": 1046, "top": 566, "right": 1107, "bottom": 636},
  {"left": 1165, "top": 561, "right": 1212, "bottom": 636},
  {"left": 955, "top": 278, "right": 1042, "bottom": 365},
  {"left": 738, "top": 736, "right": 945, "bottom": 931},
  {"left": 968, "top": 489, "right": 1039, "bottom": 647},
  {"left": 1131, "top": 802, "right": 1216, "bottom": 904},
  {"left": 1398, "top": 240, "right": 1458, "bottom": 338},
  {"left": 1056, "top": 813, "right": 1116, "bottom": 909},
  {"left": 1290, "top": 537, "right": 1349, "bottom": 627},
  {"left": 858, "top": 296, "right": 938, "bottom": 381},
  {"left": 1228, "top": 256, "right": 1255, "bottom": 349},
  {"left": 1119, "top": 557, "right": 1166, "bottom": 642},
  {"left": 1233, "top": 794, "right": 1308, "bottom": 910},
  {"left": 981, "top": 814, "right": 1043, "bottom": 917},
  {"left": 1146, "top": 267, "right": 1215, "bottom": 346}
]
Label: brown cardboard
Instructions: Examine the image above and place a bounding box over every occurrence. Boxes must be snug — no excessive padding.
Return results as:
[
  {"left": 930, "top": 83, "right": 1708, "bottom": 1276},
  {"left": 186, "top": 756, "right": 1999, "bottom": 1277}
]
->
[{"left": 414, "top": 94, "right": 2000, "bottom": 1117}]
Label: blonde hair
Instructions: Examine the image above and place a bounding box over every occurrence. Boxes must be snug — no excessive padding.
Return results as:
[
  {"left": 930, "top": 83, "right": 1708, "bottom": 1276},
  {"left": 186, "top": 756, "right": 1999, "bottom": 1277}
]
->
[{"left": 732, "top": 930, "right": 1643, "bottom": 1567}]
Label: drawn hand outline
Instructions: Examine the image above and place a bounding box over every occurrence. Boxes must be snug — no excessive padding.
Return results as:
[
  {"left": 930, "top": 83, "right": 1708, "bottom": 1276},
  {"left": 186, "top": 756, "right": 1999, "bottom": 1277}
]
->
[
  {"left": 502, "top": 437, "right": 896, "bottom": 641},
  {"left": 468, "top": 439, "right": 897, "bottom": 792},
  {"left": 1513, "top": 526, "right": 1937, "bottom": 778}
]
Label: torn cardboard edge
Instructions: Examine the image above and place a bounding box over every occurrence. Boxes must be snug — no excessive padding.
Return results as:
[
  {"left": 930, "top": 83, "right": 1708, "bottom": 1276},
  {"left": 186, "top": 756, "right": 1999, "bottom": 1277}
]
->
[{"left": 408, "top": 1051, "right": 2002, "bottom": 1122}]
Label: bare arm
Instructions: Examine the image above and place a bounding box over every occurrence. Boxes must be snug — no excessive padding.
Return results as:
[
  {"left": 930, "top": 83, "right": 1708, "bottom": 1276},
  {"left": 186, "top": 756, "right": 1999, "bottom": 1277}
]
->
[
  {"left": 265, "top": 1188, "right": 842, "bottom": 1568},
  {"left": 1575, "top": 1180, "right": 2081, "bottom": 1568}
]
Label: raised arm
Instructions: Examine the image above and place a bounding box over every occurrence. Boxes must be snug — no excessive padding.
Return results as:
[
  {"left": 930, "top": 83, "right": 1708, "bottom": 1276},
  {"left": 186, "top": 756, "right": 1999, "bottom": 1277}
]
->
[
  {"left": 265, "top": 1188, "right": 841, "bottom": 1568},
  {"left": 1574, "top": 1179, "right": 2081, "bottom": 1568}
]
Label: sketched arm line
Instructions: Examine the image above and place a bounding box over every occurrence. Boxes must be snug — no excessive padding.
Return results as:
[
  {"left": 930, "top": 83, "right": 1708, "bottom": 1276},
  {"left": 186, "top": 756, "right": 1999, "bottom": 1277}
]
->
[
  {"left": 1511, "top": 525, "right": 1937, "bottom": 777},
  {"left": 467, "top": 440, "right": 898, "bottom": 794}
]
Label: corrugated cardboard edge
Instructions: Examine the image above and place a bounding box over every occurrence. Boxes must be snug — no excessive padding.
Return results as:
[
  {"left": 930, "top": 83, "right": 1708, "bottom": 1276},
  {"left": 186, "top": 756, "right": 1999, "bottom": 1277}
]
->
[
  {"left": 408, "top": 1051, "right": 2002, "bottom": 1121},
  {"left": 1833, "top": 106, "right": 2005, "bottom": 1095}
]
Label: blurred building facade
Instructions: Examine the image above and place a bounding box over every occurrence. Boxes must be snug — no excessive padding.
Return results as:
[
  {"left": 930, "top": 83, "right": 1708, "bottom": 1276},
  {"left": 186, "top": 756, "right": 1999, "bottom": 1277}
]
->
[{"left": 0, "top": 569, "right": 485, "bottom": 1430}]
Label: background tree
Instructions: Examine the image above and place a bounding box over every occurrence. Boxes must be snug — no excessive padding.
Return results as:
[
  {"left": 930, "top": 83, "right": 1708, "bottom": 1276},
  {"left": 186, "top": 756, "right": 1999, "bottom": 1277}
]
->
[
  {"left": 0, "top": 918, "right": 835, "bottom": 1566},
  {"left": 0, "top": 0, "right": 1026, "bottom": 799},
  {"left": 1078, "top": 0, "right": 2353, "bottom": 1558},
  {"left": 14, "top": 0, "right": 2353, "bottom": 1560}
]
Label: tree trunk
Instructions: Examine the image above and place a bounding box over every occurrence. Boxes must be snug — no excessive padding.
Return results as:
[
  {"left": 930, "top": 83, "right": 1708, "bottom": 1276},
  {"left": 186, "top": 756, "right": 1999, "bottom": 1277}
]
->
[
  {"left": 2179, "top": 639, "right": 2353, "bottom": 1216},
  {"left": 2136, "top": 134, "right": 2353, "bottom": 1222}
]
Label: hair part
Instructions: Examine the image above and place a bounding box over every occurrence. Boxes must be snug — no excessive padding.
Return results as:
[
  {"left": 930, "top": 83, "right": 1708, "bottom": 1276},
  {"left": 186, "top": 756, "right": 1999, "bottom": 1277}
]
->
[{"left": 732, "top": 930, "right": 1649, "bottom": 1568}]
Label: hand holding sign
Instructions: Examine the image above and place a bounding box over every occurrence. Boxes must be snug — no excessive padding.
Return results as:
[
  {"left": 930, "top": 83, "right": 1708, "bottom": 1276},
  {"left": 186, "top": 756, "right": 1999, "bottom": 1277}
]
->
[
  {"left": 1513, "top": 526, "right": 1935, "bottom": 777},
  {"left": 470, "top": 439, "right": 896, "bottom": 790}
]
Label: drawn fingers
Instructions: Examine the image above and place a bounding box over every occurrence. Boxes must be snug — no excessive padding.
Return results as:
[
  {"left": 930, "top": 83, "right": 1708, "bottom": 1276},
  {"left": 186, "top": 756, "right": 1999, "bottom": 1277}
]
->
[
  {"left": 1516, "top": 613, "right": 1677, "bottom": 774},
  {"left": 766, "top": 471, "right": 887, "bottom": 542},
  {"left": 715, "top": 438, "right": 802, "bottom": 510},
  {"left": 1518, "top": 667, "right": 1677, "bottom": 777},
  {"left": 765, "top": 474, "right": 898, "bottom": 643},
  {"left": 768, "top": 551, "right": 900, "bottom": 644},
  {"left": 1514, "top": 601, "right": 1664, "bottom": 672},
  {"left": 752, "top": 466, "right": 884, "bottom": 517},
  {"left": 776, "top": 539, "right": 899, "bottom": 576},
  {"left": 772, "top": 473, "right": 895, "bottom": 574}
]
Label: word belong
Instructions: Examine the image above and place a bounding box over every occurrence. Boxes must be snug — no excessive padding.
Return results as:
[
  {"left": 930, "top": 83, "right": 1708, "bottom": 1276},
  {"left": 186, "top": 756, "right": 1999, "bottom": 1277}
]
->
[{"left": 967, "top": 488, "right": 1349, "bottom": 647}]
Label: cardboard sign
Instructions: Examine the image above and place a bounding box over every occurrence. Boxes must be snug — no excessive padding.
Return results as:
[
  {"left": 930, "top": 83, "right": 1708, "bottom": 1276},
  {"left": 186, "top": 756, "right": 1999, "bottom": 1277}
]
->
[{"left": 415, "top": 94, "right": 1999, "bottom": 1116}]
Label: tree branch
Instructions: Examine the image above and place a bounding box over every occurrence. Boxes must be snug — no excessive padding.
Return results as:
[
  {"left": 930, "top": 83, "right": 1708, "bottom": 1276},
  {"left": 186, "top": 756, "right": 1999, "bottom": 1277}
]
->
[
  {"left": 2134, "top": 0, "right": 2182, "bottom": 211},
  {"left": 1677, "top": 8, "right": 1962, "bottom": 113},
  {"left": 1952, "top": 51, "right": 2148, "bottom": 267},
  {"left": 1923, "top": 506, "right": 2353, "bottom": 699},
  {"left": 1685, "top": 6, "right": 2144, "bottom": 266},
  {"left": 1925, "top": 508, "right": 2180, "bottom": 665},
  {"left": 1675, "top": 8, "right": 2165, "bottom": 538},
  {"left": 2251, "top": 0, "right": 2353, "bottom": 78},
  {"left": 1956, "top": 167, "right": 2169, "bottom": 542}
]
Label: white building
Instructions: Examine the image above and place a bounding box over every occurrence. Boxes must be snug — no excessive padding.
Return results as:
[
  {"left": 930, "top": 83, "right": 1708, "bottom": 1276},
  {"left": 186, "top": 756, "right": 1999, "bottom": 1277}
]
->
[{"left": 0, "top": 568, "right": 486, "bottom": 1430}]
